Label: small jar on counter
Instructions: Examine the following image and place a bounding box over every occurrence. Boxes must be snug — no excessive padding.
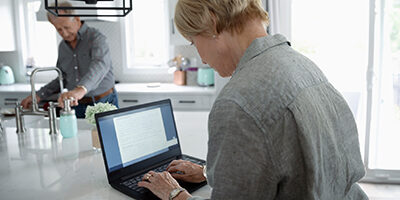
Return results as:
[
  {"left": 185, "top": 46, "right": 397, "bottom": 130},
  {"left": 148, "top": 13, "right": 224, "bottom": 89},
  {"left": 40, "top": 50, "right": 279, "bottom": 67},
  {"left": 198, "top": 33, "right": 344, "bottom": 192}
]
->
[
  {"left": 60, "top": 98, "right": 78, "bottom": 138},
  {"left": 186, "top": 67, "right": 198, "bottom": 86}
]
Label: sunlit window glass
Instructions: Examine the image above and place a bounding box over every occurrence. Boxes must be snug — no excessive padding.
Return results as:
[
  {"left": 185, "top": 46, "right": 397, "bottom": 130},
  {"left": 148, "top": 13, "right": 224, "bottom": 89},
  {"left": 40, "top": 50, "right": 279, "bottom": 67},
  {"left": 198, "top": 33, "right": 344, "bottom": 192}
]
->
[
  {"left": 369, "top": 0, "right": 400, "bottom": 170},
  {"left": 126, "top": 0, "right": 168, "bottom": 67},
  {"left": 26, "top": 1, "right": 58, "bottom": 67},
  {"left": 291, "top": 0, "right": 369, "bottom": 159}
]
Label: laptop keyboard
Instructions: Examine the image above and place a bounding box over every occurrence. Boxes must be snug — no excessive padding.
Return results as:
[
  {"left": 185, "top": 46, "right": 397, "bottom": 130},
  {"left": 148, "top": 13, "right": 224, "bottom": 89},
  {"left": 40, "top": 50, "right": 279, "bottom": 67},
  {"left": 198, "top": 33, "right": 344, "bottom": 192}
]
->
[{"left": 121, "top": 157, "right": 204, "bottom": 194}]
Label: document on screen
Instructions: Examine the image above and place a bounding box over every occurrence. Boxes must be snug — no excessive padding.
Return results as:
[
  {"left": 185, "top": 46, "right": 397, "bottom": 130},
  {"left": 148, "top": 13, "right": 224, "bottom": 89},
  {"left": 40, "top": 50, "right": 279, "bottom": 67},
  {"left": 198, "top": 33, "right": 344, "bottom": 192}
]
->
[{"left": 113, "top": 108, "right": 168, "bottom": 164}]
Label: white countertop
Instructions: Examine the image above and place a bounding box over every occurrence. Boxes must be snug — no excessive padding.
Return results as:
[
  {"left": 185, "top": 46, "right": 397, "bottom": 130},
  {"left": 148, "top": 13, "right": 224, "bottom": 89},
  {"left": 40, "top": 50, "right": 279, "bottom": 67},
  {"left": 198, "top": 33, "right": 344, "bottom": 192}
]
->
[
  {"left": 0, "top": 83, "right": 216, "bottom": 95},
  {"left": 116, "top": 83, "right": 215, "bottom": 94},
  {"left": 0, "top": 83, "right": 45, "bottom": 92},
  {"left": 0, "top": 114, "right": 397, "bottom": 199},
  {"left": 0, "top": 112, "right": 211, "bottom": 199}
]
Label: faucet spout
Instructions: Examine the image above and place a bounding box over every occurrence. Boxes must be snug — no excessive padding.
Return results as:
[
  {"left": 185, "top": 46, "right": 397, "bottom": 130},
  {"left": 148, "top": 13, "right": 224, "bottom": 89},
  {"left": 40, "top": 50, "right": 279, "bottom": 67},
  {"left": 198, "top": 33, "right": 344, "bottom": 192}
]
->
[
  {"left": 15, "top": 67, "right": 64, "bottom": 134},
  {"left": 30, "top": 67, "right": 64, "bottom": 112}
]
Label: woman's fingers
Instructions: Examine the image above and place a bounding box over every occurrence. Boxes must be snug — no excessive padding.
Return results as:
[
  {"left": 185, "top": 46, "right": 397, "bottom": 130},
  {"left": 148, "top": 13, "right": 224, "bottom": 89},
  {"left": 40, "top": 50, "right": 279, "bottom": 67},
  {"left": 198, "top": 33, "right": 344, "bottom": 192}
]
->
[{"left": 167, "top": 159, "right": 184, "bottom": 169}]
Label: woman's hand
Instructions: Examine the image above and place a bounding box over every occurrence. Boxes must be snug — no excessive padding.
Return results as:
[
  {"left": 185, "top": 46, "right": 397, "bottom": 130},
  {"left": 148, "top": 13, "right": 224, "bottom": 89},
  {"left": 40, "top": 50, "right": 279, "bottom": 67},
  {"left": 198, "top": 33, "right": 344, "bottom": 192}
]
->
[
  {"left": 167, "top": 160, "right": 206, "bottom": 183},
  {"left": 138, "top": 171, "right": 191, "bottom": 200}
]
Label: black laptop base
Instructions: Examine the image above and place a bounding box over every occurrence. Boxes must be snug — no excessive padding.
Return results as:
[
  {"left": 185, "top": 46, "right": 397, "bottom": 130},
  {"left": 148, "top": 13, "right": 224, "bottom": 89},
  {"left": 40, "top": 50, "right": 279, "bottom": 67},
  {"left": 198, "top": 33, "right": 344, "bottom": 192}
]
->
[{"left": 111, "top": 154, "right": 207, "bottom": 200}]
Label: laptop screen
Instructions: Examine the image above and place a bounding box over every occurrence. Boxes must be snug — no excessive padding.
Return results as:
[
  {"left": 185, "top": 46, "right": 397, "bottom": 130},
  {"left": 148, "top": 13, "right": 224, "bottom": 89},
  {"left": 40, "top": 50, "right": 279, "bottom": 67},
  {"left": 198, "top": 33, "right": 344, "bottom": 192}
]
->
[{"left": 96, "top": 100, "right": 180, "bottom": 173}]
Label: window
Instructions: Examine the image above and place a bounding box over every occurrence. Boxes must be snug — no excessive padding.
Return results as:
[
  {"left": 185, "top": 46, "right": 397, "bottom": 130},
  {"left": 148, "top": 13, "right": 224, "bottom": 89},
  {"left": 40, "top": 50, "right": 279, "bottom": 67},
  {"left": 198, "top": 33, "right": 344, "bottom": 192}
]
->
[
  {"left": 368, "top": 0, "right": 400, "bottom": 174},
  {"left": 291, "top": 0, "right": 369, "bottom": 152},
  {"left": 21, "top": 0, "right": 170, "bottom": 83},
  {"left": 25, "top": 0, "right": 58, "bottom": 68},
  {"left": 125, "top": 0, "right": 169, "bottom": 68},
  {"left": 290, "top": 0, "right": 400, "bottom": 183}
]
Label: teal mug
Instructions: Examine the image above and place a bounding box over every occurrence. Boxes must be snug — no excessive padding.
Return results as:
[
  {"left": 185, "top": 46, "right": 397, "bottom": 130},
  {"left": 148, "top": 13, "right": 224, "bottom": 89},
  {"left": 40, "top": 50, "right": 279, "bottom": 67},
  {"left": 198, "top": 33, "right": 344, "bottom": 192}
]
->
[{"left": 197, "top": 67, "right": 214, "bottom": 86}]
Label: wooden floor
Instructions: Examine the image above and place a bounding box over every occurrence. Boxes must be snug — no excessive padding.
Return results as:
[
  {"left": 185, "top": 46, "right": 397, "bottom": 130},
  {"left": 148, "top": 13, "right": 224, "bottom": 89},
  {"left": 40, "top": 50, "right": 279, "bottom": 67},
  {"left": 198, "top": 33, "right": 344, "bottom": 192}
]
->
[{"left": 360, "top": 183, "right": 400, "bottom": 199}]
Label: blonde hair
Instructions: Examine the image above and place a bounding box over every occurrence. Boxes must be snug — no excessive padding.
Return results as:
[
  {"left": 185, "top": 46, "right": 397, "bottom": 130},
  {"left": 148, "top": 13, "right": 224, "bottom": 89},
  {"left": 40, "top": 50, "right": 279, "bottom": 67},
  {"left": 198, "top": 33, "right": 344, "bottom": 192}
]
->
[
  {"left": 47, "top": 1, "right": 75, "bottom": 22},
  {"left": 175, "top": 0, "right": 269, "bottom": 40}
]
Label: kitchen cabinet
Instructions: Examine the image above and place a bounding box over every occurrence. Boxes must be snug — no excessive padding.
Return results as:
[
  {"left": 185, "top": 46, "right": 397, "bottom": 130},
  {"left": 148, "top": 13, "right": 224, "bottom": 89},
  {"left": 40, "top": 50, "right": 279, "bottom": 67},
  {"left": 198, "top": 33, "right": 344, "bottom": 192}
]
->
[
  {"left": 118, "top": 93, "right": 213, "bottom": 111},
  {"left": 168, "top": 0, "right": 190, "bottom": 46},
  {"left": 0, "top": 84, "right": 44, "bottom": 108},
  {"left": 172, "top": 95, "right": 213, "bottom": 110},
  {"left": 0, "top": 92, "right": 27, "bottom": 108},
  {"left": 117, "top": 83, "right": 216, "bottom": 111},
  {"left": 118, "top": 93, "right": 164, "bottom": 107},
  {"left": 0, "top": 0, "right": 16, "bottom": 51},
  {"left": 0, "top": 83, "right": 217, "bottom": 111}
]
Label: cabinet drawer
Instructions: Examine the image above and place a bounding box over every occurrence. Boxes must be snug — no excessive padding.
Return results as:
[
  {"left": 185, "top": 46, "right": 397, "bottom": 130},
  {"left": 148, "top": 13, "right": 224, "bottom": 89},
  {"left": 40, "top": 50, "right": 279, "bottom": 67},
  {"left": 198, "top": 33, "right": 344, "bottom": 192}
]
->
[
  {"left": 119, "top": 98, "right": 147, "bottom": 108},
  {"left": 0, "top": 93, "right": 29, "bottom": 108},
  {"left": 118, "top": 94, "right": 213, "bottom": 111},
  {"left": 119, "top": 95, "right": 165, "bottom": 108},
  {"left": 3, "top": 98, "right": 19, "bottom": 106},
  {"left": 172, "top": 95, "right": 211, "bottom": 111}
]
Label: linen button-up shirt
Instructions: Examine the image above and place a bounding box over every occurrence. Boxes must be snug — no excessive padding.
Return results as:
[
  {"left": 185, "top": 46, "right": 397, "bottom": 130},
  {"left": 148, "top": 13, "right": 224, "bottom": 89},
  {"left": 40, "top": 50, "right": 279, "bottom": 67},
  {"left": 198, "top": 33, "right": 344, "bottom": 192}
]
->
[
  {"left": 190, "top": 34, "right": 368, "bottom": 200},
  {"left": 38, "top": 22, "right": 115, "bottom": 99}
]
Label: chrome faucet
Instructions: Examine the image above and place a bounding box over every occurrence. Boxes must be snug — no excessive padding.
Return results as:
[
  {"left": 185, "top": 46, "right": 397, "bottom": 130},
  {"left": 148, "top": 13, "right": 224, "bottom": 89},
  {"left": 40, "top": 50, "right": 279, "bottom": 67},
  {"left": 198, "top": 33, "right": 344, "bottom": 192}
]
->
[{"left": 15, "top": 67, "right": 64, "bottom": 135}]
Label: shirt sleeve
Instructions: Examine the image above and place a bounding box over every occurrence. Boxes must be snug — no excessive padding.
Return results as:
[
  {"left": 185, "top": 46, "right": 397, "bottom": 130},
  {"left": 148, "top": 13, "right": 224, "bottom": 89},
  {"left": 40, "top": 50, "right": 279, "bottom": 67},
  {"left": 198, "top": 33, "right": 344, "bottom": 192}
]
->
[
  {"left": 77, "top": 32, "right": 112, "bottom": 92},
  {"left": 205, "top": 99, "right": 279, "bottom": 199}
]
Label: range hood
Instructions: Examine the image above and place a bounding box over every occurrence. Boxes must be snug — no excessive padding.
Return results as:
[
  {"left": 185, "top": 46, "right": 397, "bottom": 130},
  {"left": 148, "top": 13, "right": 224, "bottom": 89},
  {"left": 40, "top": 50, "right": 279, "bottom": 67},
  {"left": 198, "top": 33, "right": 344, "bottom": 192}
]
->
[{"left": 36, "top": 0, "right": 132, "bottom": 21}]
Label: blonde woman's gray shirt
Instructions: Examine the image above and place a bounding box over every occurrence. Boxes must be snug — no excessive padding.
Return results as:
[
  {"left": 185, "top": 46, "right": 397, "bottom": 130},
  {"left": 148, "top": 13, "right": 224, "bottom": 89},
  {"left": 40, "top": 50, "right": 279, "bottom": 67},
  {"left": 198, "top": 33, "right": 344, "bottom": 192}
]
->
[{"left": 190, "top": 34, "right": 368, "bottom": 200}]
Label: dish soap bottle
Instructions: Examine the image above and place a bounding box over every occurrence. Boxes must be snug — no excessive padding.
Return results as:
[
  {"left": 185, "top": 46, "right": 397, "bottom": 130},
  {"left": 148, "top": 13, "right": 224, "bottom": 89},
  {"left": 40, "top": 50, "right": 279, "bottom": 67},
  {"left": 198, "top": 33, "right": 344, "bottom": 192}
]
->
[{"left": 60, "top": 98, "right": 78, "bottom": 138}]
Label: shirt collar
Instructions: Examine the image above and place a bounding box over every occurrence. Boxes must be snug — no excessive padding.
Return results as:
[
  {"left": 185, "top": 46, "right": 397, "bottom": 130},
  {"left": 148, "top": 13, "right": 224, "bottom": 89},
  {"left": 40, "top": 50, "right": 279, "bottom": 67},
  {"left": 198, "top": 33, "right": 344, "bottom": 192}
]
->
[
  {"left": 76, "top": 21, "right": 87, "bottom": 41},
  {"left": 233, "top": 34, "right": 290, "bottom": 76}
]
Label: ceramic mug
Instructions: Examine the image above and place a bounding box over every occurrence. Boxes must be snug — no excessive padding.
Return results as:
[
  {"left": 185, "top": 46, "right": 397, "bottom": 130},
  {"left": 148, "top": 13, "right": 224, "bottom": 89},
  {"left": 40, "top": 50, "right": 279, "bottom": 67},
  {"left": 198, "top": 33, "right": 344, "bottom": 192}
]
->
[{"left": 197, "top": 67, "right": 214, "bottom": 86}]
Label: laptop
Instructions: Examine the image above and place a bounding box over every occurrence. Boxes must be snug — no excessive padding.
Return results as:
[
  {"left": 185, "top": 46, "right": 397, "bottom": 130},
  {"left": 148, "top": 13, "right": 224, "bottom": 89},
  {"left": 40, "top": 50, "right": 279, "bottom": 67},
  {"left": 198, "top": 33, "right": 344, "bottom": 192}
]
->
[{"left": 95, "top": 99, "right": 207, "bottom": 200}]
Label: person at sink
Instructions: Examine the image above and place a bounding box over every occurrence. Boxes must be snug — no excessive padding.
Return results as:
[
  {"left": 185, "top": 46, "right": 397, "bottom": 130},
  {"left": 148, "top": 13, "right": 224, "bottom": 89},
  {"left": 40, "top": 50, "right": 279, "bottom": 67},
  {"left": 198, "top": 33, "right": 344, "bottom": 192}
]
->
[
  {"left": 21, "top": 1, "right": 118, "bottom": 118},
  {"left": 137, "top": 0, "right": 368, "bottom": 200}
]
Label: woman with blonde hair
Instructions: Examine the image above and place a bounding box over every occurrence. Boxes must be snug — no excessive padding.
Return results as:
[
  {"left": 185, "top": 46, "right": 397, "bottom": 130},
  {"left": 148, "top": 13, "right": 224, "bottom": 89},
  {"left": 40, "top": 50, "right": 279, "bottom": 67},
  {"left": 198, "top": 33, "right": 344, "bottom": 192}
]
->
[{"left": 138, "top": 0, "right": 368, "bottom": 199}]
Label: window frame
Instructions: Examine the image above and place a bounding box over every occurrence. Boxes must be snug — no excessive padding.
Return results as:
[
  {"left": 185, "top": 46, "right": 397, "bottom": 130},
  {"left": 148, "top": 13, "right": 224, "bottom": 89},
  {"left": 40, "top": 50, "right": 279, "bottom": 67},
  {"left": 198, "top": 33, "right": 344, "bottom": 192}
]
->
[
  {"left": 14, "top": 0, "right": 62, "bottom": 83},
  {"left": 269, "top": 0, "right": 400, "bottom": 183},
  {"left": 118, "top": 0, "right": 172, "bottom": 83},
  {"left": 362, "top": 0, "right": 400, "bottom": 183}
]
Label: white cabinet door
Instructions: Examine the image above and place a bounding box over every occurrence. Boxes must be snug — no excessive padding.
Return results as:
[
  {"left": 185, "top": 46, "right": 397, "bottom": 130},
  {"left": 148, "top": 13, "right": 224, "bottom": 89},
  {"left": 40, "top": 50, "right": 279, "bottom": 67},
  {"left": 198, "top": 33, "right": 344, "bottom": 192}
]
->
[
  {"left": 168, "top": 0, "right": 190, "bottom": 46},
  {"left": 118, "top": 94, "right": 172, "bottom": 108},
  {"left": 0, "top": 92, "right": 29, "bottom": 108},
  {"left": 172, "top": 95, "right": 212, "bottom": 111},
  {"left": 119, "top": 94, "right": 155, "bottom": 108},
  {"left": 118, "top": 93, "right": 213, "bottom": 111}
]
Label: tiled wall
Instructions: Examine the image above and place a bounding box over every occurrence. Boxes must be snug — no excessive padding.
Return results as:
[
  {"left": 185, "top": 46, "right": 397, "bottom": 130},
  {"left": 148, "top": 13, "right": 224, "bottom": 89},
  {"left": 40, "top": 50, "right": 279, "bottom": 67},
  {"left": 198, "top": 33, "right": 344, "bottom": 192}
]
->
[{"left": 85, "top": 21, "right": 125, "bottom": 82}]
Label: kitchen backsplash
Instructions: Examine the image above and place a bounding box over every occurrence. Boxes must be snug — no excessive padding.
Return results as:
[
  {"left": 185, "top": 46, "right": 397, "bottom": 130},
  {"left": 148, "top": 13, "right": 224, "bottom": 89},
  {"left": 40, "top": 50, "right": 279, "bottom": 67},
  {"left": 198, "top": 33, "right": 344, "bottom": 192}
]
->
[
  {"left": 173, "top": 45, "right": 207, "bottom": 68},
  {"left": 85, "top": 21, "right": 125, "bottom": 82}
]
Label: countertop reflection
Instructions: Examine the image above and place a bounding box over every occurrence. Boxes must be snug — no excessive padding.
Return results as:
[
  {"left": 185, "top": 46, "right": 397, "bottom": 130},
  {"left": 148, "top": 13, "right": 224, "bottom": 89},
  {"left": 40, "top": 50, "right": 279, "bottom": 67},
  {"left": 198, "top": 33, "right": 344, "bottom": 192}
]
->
[{"left": 0, "top": 114, "right": 211, "bottom": 199}]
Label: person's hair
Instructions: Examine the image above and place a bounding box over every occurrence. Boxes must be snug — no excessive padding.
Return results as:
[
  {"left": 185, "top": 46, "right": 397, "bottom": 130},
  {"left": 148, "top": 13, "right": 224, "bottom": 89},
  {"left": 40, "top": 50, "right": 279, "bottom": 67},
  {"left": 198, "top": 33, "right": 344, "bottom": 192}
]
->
[
  {"left": 174, "top": 0, "right": 269, "bottom": 40},
  {"left": 47, "top": 1, "right": 75, "bottom": 22}
]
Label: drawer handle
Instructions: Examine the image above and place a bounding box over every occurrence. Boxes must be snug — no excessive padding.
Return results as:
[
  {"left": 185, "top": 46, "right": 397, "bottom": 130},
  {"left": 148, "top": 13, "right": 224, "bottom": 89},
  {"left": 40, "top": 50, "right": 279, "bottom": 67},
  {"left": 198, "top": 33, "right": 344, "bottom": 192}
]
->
[
  {"left": 178, "top": 100, "right": 196, "bottom": 104},
  {"left": 5, "top": 98, "right": 18, "bottom": 101},
  {"left": 5, "top": 102, "right": 17, "bottom": 105},
  {"left": 123, "top": 99, "right": 139, "bottom": 103}
]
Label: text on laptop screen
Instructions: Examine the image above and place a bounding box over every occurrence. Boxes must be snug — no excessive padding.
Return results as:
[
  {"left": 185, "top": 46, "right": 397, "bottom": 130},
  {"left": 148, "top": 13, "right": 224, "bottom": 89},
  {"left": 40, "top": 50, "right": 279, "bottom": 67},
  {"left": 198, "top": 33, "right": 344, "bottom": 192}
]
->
[{"left": 97, "top": 102, "right": 179, "bottom": 172}]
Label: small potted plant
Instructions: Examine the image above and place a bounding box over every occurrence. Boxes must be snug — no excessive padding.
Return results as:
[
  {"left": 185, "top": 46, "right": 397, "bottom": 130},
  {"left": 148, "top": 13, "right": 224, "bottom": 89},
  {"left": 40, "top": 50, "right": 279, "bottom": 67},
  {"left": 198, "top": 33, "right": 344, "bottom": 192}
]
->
[{"left": 85, "top": 102, "right": 117, "bottom": 150}]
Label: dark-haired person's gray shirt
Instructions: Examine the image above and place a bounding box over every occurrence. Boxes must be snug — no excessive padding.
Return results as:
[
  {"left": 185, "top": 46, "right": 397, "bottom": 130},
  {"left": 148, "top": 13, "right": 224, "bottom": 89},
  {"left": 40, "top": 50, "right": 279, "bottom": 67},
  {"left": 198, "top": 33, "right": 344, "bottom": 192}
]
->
[
  {"left": 191, "top": 34, "right": 368, "bottom": 200},
  {"left": 37, "top": 22, "right": 115, "bottom": 99}
]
